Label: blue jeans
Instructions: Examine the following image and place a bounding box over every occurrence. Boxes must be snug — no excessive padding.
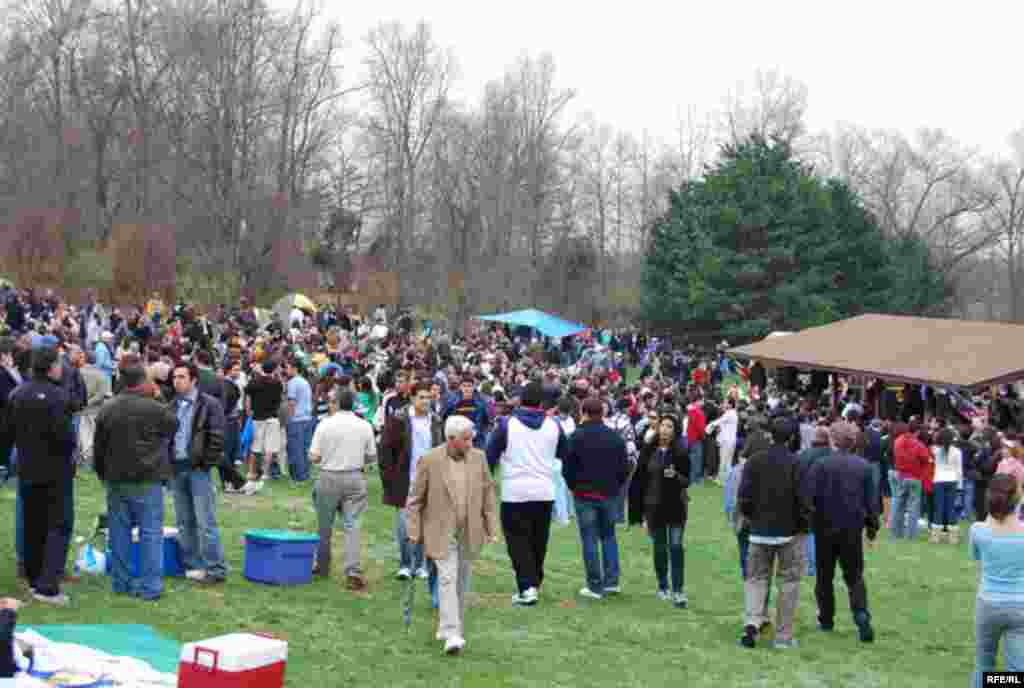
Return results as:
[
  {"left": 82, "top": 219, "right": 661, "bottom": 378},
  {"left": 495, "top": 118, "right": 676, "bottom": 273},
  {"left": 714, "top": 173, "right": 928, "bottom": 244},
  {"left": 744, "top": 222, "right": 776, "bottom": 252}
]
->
[
  {"left": 107, "top": 483, "right": 164, "bottom": 600},
  {"left": 805, "top": 533, "right": 816, "bottom": 576},
  {"left": 975, "top": 597, "right": 1024, "bottom": 688},
  {"left": 13, "top": 448, "right": 23, "bottom": 563},
  {"left": 171, "top": 465, "right": 227, "bottom": 579},
  {"left": 867, "top": 463, "right": 881, "bottom": 515},
  {"left": 651, "top": 526, "right": 685, "bottom": 593},
  {"left": 429, "top": 561, "right": 439, "bottom": 608},
  {"left": 891, "top": 476, "right": 923, "bottom": 540},
  {"left": 689, "top": 442, "right": 704, "bottom": 486},
  {"left": 71, "top": 416, "right": 81, "bottom": 466},
  {"left": 574, "top": 497, "right": 620, "bottom": 593},
  {"left": 963, "top": 480, "right": 976, "bottom": 522},
  {"left": 286, "top": 419, "right": 314, "bottom": 482},
  {"left": 934, "top": 482, "right": 958, "bottom": 527},
  {"left": 395, "top": 509, "right": 424, "bottom": 572}
]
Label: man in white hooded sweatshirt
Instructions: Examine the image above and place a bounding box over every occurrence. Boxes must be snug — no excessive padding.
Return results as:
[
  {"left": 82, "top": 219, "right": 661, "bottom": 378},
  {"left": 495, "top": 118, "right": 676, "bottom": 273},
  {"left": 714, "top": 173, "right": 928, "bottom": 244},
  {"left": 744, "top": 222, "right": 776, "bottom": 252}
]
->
[{"left": 486, "top": 381, "right": 568, "bottom": 606}]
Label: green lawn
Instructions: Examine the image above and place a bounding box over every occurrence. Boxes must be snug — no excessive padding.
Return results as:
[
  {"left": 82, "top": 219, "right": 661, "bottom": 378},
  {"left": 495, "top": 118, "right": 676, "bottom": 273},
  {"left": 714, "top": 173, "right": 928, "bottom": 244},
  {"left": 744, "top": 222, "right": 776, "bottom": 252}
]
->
[{"left": 2, "top": 472, "right": 975, "bottom": 687}]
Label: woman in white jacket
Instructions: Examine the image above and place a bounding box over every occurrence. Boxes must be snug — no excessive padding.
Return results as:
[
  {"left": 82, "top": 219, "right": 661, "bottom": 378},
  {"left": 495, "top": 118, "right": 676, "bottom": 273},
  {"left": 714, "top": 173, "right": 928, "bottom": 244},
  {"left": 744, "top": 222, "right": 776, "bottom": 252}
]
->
[{"left": 931, "top": 427, "right": 963, "bottom": 544}]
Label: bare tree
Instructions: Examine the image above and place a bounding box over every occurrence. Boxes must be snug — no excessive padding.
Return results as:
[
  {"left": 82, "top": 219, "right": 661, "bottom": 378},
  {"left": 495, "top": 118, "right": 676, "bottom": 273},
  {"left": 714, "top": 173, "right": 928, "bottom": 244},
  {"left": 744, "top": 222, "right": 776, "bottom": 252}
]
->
[
  {"left": 984, "top": 128, "right": 1024, "bottom": 320},
  {"left": 363, "top": 20, "right": 454, "bottom": 304},
  {"left": 831, "top": 124, "right": 997, "bottom": 273},
  {"left": 720, "top": 69, "right": 808, "bottom": 148}
]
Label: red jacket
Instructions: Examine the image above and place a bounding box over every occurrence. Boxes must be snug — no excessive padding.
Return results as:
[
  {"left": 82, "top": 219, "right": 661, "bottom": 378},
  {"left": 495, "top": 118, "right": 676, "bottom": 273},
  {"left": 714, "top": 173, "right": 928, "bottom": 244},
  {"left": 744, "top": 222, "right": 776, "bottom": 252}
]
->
[
  {"left": 687, "top": 404, "right": 706, "bottom": 444},
  {"left": 893, "top": 433, "right": 933, "bottom": 483}
]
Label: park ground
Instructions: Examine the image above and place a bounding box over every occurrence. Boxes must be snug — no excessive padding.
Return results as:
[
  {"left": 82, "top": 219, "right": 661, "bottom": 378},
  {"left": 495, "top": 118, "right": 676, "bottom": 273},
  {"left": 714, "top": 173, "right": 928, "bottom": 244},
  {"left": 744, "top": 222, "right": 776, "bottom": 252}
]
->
[{"left": 1, "top": 463, "right": 976, "bottom": 688}]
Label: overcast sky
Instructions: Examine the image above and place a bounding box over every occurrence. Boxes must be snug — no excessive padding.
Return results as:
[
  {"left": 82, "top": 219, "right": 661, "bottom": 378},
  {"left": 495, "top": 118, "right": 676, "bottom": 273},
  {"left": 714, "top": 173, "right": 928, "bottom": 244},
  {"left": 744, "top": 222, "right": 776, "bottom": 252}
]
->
[{"left": 273, "top": 0, "right": 1024, "bottom": 160}]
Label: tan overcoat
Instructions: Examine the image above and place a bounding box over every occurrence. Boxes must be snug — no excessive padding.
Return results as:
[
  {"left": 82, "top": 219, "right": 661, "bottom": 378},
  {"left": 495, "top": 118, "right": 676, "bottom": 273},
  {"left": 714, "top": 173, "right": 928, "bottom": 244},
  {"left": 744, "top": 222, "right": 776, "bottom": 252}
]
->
[{"left": 405, "top": 445, "right": 499, "bottom": 562}]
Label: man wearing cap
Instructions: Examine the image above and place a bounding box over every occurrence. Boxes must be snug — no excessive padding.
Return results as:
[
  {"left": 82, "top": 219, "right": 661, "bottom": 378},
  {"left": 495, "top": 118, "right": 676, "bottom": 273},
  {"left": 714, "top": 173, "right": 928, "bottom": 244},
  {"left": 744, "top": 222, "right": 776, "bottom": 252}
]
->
[
  {"left": 94, "top": 364, "right": 178, "bottom": 601},
  {"left": 0, "top": 347, "right": 76, "bottom": 605},
  {"left": 804, "top": 421, "right": 878, "bottom": 643}
]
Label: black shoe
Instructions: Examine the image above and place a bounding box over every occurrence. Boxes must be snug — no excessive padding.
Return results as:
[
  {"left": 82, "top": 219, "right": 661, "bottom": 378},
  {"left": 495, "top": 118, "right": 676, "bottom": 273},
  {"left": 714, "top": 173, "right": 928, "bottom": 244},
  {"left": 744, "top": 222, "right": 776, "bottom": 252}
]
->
[
  {"left": 817, "top": 616, "right": 834, "bottom": 632},
  {"left": 855, "top": 614, "right": 874, "bottom": 643},
  {"left": 739, "top": 624, "right": 757, "bottom": 648}
]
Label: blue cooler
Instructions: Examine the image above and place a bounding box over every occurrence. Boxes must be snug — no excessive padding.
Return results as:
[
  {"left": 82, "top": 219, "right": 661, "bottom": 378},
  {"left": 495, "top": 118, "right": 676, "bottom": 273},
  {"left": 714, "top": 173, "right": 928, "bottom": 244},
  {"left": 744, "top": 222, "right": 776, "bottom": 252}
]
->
[
  {"left": 244, "top": 529, "right": 319, "bottom": 585},
  {"left": 106, "top": 526, "right": 185, "bottom": 577}
]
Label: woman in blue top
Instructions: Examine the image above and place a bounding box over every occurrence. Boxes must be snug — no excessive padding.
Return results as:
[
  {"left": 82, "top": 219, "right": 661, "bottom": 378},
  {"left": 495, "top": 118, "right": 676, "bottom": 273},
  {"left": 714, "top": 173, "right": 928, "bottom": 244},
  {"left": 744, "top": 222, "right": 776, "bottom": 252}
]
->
[{"left": 971, "top": 473, "right": 1024, "bottom": 687}]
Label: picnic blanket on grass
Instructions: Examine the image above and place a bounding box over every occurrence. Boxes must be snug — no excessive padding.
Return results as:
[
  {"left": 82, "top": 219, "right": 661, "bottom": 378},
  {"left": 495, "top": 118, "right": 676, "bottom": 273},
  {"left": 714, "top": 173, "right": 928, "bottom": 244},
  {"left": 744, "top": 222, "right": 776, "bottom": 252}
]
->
[{"left": 17, "top": 624, "right": 180, "bottom": 677}]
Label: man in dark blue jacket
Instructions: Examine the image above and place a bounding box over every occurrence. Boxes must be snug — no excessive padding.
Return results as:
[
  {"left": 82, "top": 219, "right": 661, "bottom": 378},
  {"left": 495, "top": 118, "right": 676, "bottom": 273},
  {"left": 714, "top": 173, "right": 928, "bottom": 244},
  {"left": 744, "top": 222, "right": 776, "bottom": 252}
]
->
[
  {"left": 0, "top": 347, "right": 76, "bottom": 605},
  {"left": 562, "top": 397, "right": 629, "bottom": 599},
  {"left": 805, "top": 421, "right": 878, "bottom": 643}
]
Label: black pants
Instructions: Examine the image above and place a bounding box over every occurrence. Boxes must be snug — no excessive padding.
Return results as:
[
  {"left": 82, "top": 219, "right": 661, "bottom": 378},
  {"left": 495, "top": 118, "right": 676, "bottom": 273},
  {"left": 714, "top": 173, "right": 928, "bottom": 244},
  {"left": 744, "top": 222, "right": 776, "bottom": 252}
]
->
[
  {"left": 814, "top": 528, "right": 869, "bottom": 625},
  {"left": 975, "top": 481, "right": 989, "bottom": 521},
  {"left": 501, "top": 501, "right": 553, "bottom": 594},
  {"left": 218, "top": 418, "right": 247, "bottom": 490},
  {"left": 704, "top": 437, "right": 720, "bottom": 479},
  {"left": 22, "top": 480, "right": 72, "bottom": 597}
]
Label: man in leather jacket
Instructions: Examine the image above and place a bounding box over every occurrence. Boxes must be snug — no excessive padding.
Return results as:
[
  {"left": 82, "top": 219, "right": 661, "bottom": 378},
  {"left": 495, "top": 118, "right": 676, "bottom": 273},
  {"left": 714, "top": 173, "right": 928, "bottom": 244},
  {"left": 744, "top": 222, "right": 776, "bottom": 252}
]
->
[
  {"left": 168, "top": 362, "right": 228, "bottom": 584},
  {"left": 94, "top": 364, "right": 178, "bottom": 600}
]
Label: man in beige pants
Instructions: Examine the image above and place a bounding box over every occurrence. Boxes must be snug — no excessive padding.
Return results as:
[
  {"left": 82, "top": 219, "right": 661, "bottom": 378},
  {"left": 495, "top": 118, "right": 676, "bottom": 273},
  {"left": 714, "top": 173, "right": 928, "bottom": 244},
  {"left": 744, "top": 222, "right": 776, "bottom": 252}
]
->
[
  {"left": 309, "top": 388, "right": 377, "bottom": 590},
  {"left": 406, "top": 415, "right": 499, "bottom": 655}
]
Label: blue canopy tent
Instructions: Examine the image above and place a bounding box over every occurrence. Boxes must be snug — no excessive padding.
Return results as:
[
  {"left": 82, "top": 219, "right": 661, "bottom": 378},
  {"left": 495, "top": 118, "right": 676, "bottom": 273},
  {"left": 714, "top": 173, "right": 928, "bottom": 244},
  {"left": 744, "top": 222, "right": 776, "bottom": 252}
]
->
[{"left": 475, "top": 308, "right": 587, "bottom": 338}]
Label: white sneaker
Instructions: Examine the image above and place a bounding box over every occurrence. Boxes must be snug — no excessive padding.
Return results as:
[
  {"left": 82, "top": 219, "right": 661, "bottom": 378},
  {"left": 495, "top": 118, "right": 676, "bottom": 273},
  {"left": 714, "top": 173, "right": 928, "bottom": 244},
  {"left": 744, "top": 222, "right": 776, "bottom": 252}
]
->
[
  {"left": 396, "top": 568, "right": 412, "bottom": 581},
  {"left": 241, "top": 481, "right": 261, "bottom": 496},
  {"left": 32, "top": 592, "right": 70, "bottom": 606},
  {"left": 673, "top": 591, "right": 689, "bottom": 608},
  {"left": 185, "top": 570, "right": 207, "bottom": 582},
  {"left": 579, "top": 587, "right": 603, "bottom": 600},
  {"left": 604, "top": 585, "right": 622, "bottom": 595},
  {"left": 516, "top": 587, "right": 538, "bottom": 606},
  {"left": 656, "top": 589, "right": 671, "bottom": 601},
  {"left": 444, "top": 636, "right": 465, "bottom": 655},
  {"left": 415, "top": 567, "right": 429, "bottom": 580}
]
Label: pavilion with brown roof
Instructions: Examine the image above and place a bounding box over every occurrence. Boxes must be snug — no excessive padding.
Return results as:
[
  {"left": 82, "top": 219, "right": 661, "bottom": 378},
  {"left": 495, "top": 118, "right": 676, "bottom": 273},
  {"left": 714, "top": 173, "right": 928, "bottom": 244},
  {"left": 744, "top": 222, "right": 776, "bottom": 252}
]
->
[{"left": 727, "top": 314, "right": 1024, "bottom": 391}]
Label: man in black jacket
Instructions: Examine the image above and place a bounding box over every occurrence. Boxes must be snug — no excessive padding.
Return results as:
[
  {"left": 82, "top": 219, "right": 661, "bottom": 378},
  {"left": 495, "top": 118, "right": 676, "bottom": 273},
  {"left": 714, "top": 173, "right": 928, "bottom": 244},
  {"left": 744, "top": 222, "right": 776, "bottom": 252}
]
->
[
  {"left": 964, "top": 425, "right": 996, "bottom": 521},
  {"left": 738, "top": 417, "right": 811, "bottom": 649},
  {"left": 804, "top": 421, "right": 878, "bottom": 643},
  {"left": 562, "top": 397, "right": 629, "bottom": 599},
  {"left": 94, "top": 364, "right": 178, "bottom": 600},
  {"left": 0, "top": 347, "right": 75, "bottom": 605},
  {"left": 0, "top": 337, "right": 21, "bottom": 474},
  {"left": 168, "top": 362, "right": 228, "bottom": 584}
]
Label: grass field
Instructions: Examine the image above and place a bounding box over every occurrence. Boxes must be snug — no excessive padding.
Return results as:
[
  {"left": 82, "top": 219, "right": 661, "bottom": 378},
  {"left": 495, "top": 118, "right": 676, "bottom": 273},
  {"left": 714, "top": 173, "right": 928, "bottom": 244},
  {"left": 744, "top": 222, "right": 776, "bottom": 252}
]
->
[{"left": 1, "top": 470, "right": 976, "bottom": 688}]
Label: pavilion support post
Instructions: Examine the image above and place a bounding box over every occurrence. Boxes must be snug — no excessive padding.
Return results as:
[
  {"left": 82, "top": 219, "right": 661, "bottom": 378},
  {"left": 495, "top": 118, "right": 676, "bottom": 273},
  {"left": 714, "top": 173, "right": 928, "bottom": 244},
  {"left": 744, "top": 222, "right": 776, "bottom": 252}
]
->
[{"left": 832, "top": 374, "right": 840, "bottom": 418}]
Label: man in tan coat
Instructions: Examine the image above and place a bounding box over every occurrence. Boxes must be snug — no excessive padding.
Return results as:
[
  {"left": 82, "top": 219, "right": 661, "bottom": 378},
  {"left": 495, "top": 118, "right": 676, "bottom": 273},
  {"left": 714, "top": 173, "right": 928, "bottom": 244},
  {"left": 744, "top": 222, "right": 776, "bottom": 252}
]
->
[{"left": 406, "top": 415, "right": 499, "bottom": 656}]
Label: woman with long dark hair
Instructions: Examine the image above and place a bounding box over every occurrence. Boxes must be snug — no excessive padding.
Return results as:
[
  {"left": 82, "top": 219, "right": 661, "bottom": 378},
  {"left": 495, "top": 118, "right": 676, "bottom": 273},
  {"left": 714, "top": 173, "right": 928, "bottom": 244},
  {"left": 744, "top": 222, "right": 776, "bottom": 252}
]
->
[{"left": 631, "top": 413, "right": 691, "bottom": 608}]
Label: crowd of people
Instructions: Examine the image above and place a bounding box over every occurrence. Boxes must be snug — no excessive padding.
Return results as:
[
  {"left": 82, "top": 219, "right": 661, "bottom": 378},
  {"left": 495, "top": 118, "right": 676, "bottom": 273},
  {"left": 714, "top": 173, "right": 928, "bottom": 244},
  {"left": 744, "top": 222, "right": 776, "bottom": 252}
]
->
[{"left": 0, "top": 285, "right": 1021, "bottom": 683}]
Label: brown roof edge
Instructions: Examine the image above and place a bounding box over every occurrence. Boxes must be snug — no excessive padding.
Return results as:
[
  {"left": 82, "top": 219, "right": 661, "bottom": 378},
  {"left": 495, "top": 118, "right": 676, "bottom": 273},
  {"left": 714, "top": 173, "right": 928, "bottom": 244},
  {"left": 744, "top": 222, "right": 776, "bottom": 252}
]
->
[{"left": 727, "top": 351, "right": 1024, "bottom": 392}]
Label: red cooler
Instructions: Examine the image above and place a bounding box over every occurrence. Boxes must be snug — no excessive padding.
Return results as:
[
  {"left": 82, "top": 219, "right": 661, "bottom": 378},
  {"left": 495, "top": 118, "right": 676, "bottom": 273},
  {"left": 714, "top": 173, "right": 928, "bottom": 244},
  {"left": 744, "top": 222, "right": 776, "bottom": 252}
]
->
[{"left": 178, "top": 633, "right": 287, "bottom": 688}]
